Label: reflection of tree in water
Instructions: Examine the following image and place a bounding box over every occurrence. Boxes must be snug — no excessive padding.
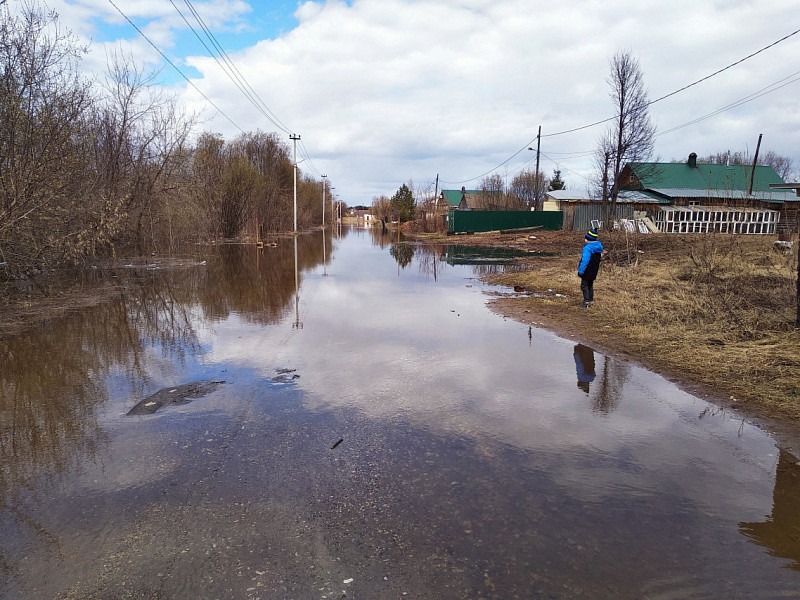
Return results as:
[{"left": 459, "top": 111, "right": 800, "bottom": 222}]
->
[
  {"left": 368, "top": 226, "right": 395, "bottom": 249},
  {"left": 740, "top": 449, "right": 800, "bottom": 571},
  {"left": 415, "top": 244, "right": 447, "bottom": 281},
  {"left": 589, "top": 354, "right": 630, "bottom": 416},
  {"left": 199, "top": 232, "right": 333, "bottom": 325},
  {"left": 0, "top": 235, "right": 335, "bottom": 563},
  {"left": 1, "top": 235, "right": 335, "bottom": 499},
  {"left": 0, "top": 312, "right": 108, "bottom": 507},
  {"left": 0, "top": 273, "right": 207, "bottom": 511},
  {"left": 390, "top": 243, "right": 415, "bottom": 269}
]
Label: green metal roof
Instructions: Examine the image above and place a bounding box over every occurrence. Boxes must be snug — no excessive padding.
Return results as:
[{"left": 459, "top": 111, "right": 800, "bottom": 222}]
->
[
  {"left": 440, "top": 189, "right": 480, "bottom": 207},
  {"left": 628, "top": 162, "right": 785, "bottom": 193}
]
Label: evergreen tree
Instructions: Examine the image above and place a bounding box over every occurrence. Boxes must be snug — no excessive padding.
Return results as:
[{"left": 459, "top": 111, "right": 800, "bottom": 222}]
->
[
  {"left": 548, "top": 169, "right": 565, "bottom": 191},
  {"left": 391, "top": 184, "right": 415, "bottom": 222}
]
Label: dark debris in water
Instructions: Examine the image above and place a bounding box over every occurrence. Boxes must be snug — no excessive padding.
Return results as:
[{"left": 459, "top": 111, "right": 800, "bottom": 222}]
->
[
  {"left": 272, "top": 368, "right": 300, "bottom": 383},
  {"left": 126, "top": 380, "right": 225, "bottom": 415}
]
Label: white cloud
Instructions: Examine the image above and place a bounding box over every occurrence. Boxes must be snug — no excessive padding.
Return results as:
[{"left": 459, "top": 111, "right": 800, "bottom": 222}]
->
[{"left": 48, "top": 0, "right": 800, "bottom": 201}]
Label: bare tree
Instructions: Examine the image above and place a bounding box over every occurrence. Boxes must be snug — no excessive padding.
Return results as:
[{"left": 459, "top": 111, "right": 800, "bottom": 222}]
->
[
  {"left": 698, "top": 149, "right": 795, "bottom": 180},
  {"left": 371, "top": 195, "right": 392, "bottom": 224},
  {"left": 478, "top": 174, "right": 505, "bottom": 210},
  {"left": 596, "top": 51, "right": 655, "bottom": 223},
  {"left": 0, "top": 3, "right": 124, "bottom": 277},
  {"left": 510, "top": 169, "right": 545, "bottom": 210}
]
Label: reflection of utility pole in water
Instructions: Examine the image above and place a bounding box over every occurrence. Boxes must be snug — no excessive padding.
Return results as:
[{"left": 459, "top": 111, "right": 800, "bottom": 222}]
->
[
  {"left": 322, "top": 228, "right": 327, "bottom": 277},
  {"left": 293, "top": 236, "right": 302, "bottom": 329}
]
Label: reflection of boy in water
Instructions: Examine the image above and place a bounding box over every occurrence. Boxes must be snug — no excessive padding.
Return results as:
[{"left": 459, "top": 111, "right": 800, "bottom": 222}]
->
[{"left": 573, "top": 344, "right": 596, "bottom": 393}]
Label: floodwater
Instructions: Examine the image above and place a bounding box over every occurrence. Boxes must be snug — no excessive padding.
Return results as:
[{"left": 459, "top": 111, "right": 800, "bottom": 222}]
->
[{"left": 1, "top": 228, "right": 800, "bottom": 599}]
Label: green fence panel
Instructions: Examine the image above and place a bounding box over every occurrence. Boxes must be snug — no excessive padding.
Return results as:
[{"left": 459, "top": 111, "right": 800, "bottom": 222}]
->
[{"left": 447, "top": 210, "right": 563, "bottom": 234}]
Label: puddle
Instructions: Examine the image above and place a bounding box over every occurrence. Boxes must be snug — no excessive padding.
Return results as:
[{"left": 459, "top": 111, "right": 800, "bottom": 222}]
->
[
  {"left": 442, "top": 244, "right": 553, "bottom": 266},
  {"left": 0, "top": 229, "right": 798, "bottom": 598}
]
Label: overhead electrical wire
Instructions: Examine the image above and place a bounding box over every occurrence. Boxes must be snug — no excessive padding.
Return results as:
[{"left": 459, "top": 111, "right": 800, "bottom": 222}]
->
[
  {"left": 298, "top": 139, "right": 323, "bottom": 177},
  {"left": 539, "top": 151, "right": 593, "bottom": 184},
  {"left": 446, "top": 26, "right": 800, "bottom": 185},
  {"left": 511, "top": 68, "right": 800, "bottom": 166},
  {"left": 112, "top": 0, "right": 329, "bottom": 184},
  {"left": 178, "top": 0, "right": 330, "bottom": 181},
  {"left": 106, "top": 0, "right": 244, "bottom": 133},
  {"left": 176, "top": 0, "right": 293, "bottom": 135},
  {"left": 657, "top": 69, "right": 800, "bottom": 137},
  {"left": 167, "top": 0, "right": 273, "bottom": 127}
]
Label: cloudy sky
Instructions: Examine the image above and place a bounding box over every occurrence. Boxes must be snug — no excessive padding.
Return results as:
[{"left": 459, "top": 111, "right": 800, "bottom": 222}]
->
[{"left": 35, "top": 0, "right": 800, "bottom": 204}]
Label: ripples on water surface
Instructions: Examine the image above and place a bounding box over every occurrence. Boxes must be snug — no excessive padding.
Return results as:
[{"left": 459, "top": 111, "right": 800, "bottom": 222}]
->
[{"left": 1, "top": 228, "right": 799, "bottom": 599}]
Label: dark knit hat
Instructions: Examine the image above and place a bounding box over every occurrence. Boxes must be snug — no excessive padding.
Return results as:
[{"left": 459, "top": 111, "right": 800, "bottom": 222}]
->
[{"left": 585, "top": 229, "right": 599, "bottom": 241}]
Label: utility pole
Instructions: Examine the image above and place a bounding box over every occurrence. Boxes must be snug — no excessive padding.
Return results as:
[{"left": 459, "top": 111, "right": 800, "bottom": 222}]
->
[
  {"left": 290, "top": 134, "right": 301, "bottom": 233},
  {"left": 602, "top": 151, "right": 610, "bottom": 226},
  {"left": 748, "top": 133, "right": 763, "bottom": 197},
  {"left": 535, "top": 125, "right": 541, "bottom": 210},
  {"left": 321, "top": 174, "right": 327, "bottom": 227}
]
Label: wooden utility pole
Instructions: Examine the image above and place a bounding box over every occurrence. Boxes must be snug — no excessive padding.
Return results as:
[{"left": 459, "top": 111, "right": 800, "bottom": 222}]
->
[
  {"left": 748, "top": 133, "right": 763, "bottom": 197},
  {"left": 602, "top": 152, "right": 610, "bottom": 226},
  {"left": 290, "top": 134, "right": 300, "bottom": 233},
  {"left": 321, "top": 174, "right": 327, "bottom": 227},
  {"left": 535, "top": 125, "right": 542, "bottom": 210}
]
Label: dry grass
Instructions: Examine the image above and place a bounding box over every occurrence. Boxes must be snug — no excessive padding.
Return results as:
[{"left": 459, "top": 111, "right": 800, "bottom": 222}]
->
[{"left": 486, "top": 231, "right": 800, "bottom": 422}]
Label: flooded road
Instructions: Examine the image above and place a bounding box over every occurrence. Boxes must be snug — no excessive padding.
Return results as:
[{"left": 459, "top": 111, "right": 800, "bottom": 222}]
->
[{"left": 2, "top": 228, "right": 800, "bottom": 599}]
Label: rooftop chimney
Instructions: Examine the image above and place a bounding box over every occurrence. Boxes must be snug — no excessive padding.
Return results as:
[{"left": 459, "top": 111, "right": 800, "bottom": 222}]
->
[{"left": 687, "top": 152, "right": 698, "bottom": 168}]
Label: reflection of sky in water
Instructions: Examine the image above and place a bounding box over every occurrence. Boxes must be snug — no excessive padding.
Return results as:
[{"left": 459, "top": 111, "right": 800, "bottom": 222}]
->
[
  {"left": 5, "top": 229, "right": 800, "bottom": 598},
  {"left": 174, "top": 232, "right": 781, "bottom": 519}
]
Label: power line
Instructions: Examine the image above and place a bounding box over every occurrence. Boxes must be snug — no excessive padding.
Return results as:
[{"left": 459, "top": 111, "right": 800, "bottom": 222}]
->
[
  {"left": 298, "top": 139, "right": 322, "bottom": 177},
  {"left": 109, "top": 0, "right": 334, "bottom": 189},
  {"left": 447, "top": 27, "right": 800, "bottom": 184},
  {"left": 539, "top": 151, "right": 592, "bottom": 184},
  {"left": 658, "top": 69, "right": 800, "bottom": 137},
  {"left": 178, "top": 0, "right": 293, "bottom": 135},
  {"left": 647, "top": 27, "right": 800, "bottom": 107},
  {"left": 106, "top": 0, "right": 243, "bottom": 133},
  {"left": 541, "top": 26, "right": 800, "bottom": 140}
]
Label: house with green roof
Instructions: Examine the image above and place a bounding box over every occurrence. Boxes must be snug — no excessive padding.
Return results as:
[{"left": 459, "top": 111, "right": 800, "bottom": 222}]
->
[
  {"left": 438, "top": 189, "right": 479, "bottom": 210},
  {"left": 618, "top": 153, "right": 799, "bottom": 233}
]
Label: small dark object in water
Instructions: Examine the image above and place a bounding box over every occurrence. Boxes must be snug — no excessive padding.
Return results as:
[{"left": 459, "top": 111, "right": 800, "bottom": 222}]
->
[
  {"left": 127, "top": 380, "right": 225, "bottom": 415},
  {"left": 272, "top": 373, "right": 300, "bottom": 383},
  {"left": 330, "top": 438, "right": 344, "bottom": 450}
]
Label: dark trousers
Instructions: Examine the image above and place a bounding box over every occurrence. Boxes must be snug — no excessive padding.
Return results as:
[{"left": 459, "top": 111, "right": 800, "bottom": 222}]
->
[{"left": 580, "top": 276, "right": 595, "bottom": 302}]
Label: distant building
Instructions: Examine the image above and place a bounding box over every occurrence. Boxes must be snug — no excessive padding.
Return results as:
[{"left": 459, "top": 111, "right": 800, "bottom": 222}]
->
[
  {"left": 438, "top": 189, "right": 480, "bottom": 211},
  {"left": 546, "top": 154, "right": 798, "bottom": 234},
  {"left": 620, "top": 153, "right": 798, "bottom": 233},
  {"left": 543, "top": 189, "right": 659, "bottom": 231}
]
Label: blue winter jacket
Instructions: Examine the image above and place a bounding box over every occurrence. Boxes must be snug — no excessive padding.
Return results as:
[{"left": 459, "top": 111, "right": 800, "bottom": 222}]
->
[{"left": 578, "top": 240, "right": 603, "bottom": 279}]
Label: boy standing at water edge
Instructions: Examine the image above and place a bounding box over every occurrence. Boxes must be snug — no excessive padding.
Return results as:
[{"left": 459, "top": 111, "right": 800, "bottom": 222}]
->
[{"left": 578, "top": 229, "right": 603, "bottom": 308}]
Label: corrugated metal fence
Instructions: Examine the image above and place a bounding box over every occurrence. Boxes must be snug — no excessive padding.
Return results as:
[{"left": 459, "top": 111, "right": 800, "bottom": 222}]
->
[{"left": 567, "top": 204, "right": 635, "bottom": 231}]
